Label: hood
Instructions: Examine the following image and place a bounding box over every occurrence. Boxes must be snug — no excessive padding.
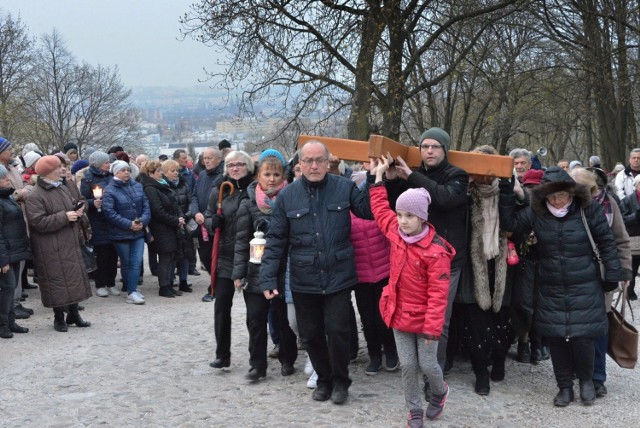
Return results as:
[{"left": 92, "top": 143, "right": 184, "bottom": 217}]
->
[{"left": 530, "top": 166, "right": 592, "bottom": 216}]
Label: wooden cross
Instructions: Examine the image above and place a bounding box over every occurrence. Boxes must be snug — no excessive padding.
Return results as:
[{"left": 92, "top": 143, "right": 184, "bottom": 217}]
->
[{"left": 297, "top": 134, "right": 514, "bottom": 178}]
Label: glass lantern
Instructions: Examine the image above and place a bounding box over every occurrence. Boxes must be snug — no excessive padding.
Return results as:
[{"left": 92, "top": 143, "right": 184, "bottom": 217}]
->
[{"left": 249, "top": 231, "right": 266, "bottom": 264}]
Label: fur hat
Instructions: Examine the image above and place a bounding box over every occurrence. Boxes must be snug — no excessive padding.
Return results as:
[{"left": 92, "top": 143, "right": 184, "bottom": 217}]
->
[
  {"left": 89, "top": 151, "right": 110, "bottom": 169},
  {"left": 34, "top": 155, "right": 62, "bottom": 177},
  {"left": 111, "top": 160, "right": 130, "bottom": 175},
  {"left": 396, "top": 188, "right": 431, "bottom": 222},
  {"left": 418, "top": 127, "right": 451, "bottom": 156},
  {"left": 23, "top": 151, "right": 42, "bottom": 169},
  {"left": 258, "top": 148, "right": 286, "bottom": 167},
  {"left": 0, "top": 137, "right": 12, "bottom": 154}
]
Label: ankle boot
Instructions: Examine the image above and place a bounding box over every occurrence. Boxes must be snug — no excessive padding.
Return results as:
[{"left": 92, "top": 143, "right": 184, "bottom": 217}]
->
[
  {"left": 159, "top": 286, "right": 175, "bottom": 298},
  {"left": 179, "top": 281, "right": 193, "bottom": 293},
  {"left": 474, "top": 368, "right": 490, "bottom": 395},
  {"left": 9, "top": 323, "right": 29, "bottom": 333},
  {"left": 0, "top": 325, "right": 13, "bottom": 338},
  {"left": 490, "top": 360, "right": 505, "bottom": 382},
  {"left": 53, "top": 308, "right": 68, "bottom": 332},
  {"left": 66, "top": 304, "right": 91, "bottom": 327},
  {"left": 169, "top": 285, "right": 183, "bottom": 296},
  {"left": 517, "top": 341, "right": 531, "bottom": 363}
]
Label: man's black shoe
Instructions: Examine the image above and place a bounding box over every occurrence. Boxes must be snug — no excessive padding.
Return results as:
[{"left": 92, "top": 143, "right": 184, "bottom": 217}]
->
[
  {"left": 209, "top": 358, "right": 230, "bottom": 369},
  {"left": 312, "top": 386, "right": 332, "bottom": 402},
  {"left": 331, "top": 388, "right": 348, "bottom": 405},
  {"left": 554, "top": 388, "right": 574, "bottom": 407}
]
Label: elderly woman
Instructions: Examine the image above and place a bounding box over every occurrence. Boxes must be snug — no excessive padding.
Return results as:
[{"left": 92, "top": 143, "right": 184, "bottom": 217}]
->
[
  {"left": 102, "top": 160, "right": 150, "bottom": 305},
  {"left": 25, "top": 156, "right": 92, "bottom": 332},
  {"left": 140, "top": 160, "right": 185, "bottom": 297},
  {"left": 163, "top": 159, "right": 194, "bottom": 293},
  {"left": 500, "top": 167, "right": 624, "bottom": 407},
  {"left": 0, "top": 165, "right": 32, "bottom": 338},
  {"left": 80, "top": 151, "right": 119, "bottom": 298},
  {"left": 571, "top": 167, "right": 632, "bottom": 397},
  {"left": 619, "top": 174, "right": 640, "bottom": 301},
  {"left": 206, "top": 150, "right": 254, "bottom": 370},
  {"left": 232, "top": 149, "right": 298, "bottom": 380}
]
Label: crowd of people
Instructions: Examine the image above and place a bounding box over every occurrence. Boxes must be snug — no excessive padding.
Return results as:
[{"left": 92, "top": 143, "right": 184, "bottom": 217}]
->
[{"left": 0, "top": 133, "right": 637, "bottom": 428}]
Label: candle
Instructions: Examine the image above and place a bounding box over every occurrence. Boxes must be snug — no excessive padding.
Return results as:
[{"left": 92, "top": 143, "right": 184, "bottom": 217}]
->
[{"left": 92, "top": 186, "right": 103, "bottom": 212}]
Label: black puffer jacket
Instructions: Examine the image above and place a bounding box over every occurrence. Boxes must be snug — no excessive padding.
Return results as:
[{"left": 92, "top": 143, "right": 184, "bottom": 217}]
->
[
  {"left": 259, "top": 173, "right": 373, "bottom": 295},
  {"left": 619, "top": 192, "right": 640, "bottom": 238},
  {"left": 79, "top": 166, "right": 113, "bottom": 245},
  {"left": 141, "top": 174, "right": 182, "bottom": 255},
  {"left": 0, "top": 187, "right": 31, "bottom": 266},
  {"left": 204, "top": 174, "right": 252, "bottom": 279},
  {"left": 232, "top": 181, "right": 285, "bottom": 294},
  {"left": 500, "top": 167, "right": 624, "bottom": 339},
  {"left": 168, "top": 175, "right": 192, "bottom": 220}
]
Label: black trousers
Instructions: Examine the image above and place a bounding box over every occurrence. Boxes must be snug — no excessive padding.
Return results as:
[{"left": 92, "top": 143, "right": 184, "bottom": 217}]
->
[
  {"left": 243, "top": 291, "right": 270, "bottom": 371},
  {"left": 214, "top": 277, "right": 235, "bottom": 359},
  {"left": 157, "top": 252, "right": 175, "bottom": 287},
  {"left": 630, "top": 255, "right": 640, "bottom": 293},
  {"left": 271, "top": 294, "right": 298, "bottom": 367},
  {"left": 94, "top": 243, "right": 118, "bottom": 288},
  {"left": 548, "top": 337, "right": 595, "bottom": 389},
  {"left": 197, "top": 235, "right": 213, "bottom": 275},
  {"left": 354, "top": 278, "right": 396, "bottom": 359},
  {"left": 0, "top": 262, "right": 19, "bottom": 328},
  {"left": 293, "top": 288, "right": 352, "bottom": 391}
]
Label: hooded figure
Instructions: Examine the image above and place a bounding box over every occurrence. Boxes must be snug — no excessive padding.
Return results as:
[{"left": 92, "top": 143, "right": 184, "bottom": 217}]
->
[{"left": 500, "top": 166, "right": 625, "bottom": 407}]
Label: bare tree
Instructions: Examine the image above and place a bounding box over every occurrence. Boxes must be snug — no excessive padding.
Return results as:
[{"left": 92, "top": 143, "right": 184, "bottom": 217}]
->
[
  {"left": 182, "top": 0, "right": 522, "bottom": 146},
  {"left": 0, "top": 13, "right": 34, "bottom": 139}
]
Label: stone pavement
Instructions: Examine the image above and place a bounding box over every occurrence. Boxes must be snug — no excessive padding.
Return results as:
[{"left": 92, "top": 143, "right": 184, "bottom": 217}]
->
[{"left": 2, "top": 266, "right": 640, "bottom": 427}]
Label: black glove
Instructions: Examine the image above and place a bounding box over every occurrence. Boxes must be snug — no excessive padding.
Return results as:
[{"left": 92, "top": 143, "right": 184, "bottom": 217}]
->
[
  {"left": 255, "top": 218, "right": 270, "bottom": 233},
  {"left": 499, "top": 175, "right": 515, "bottom": 194},
  {"left": 602, "top": 281, "right": 619, "bottom": 292},
  {"left": 210, "top": 213, "right": 225, "bottom": 229}
]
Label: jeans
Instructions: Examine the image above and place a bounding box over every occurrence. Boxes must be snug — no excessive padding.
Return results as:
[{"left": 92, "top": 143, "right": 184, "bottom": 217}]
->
[
  {"left": 593, "top": 334, "right": 608, "bottom": 383},
  {"left": 293, "top": 288, "right": 352, "bottom": 392},
  {"left": 113, "top": 238, "right": 145, "bottom": 294}
]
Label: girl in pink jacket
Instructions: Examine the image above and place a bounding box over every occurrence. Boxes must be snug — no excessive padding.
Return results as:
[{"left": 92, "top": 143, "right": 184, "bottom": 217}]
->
[{"left": 370, "top": 156, "right": 455, "bottom": 427}]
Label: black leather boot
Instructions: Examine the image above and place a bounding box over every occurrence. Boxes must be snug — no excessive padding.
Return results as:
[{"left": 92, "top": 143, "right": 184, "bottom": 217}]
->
[
  {"left": 159, "top": 286, "right": 175, "bottom": 298},
  {"left": 517, "top": 341, "right": 531, "bottom": 363},
  {"left": 579, "top": 380, "right": 595, "bottom": 405},
  {"left": 66, "top": 303, "right": 91, "bottom": 327},
  {"left": 474, "top": 368, "right": 490, "bottom": 395},
  {"left": 54, "top": 308, "right": 68, "bottom": 332},
  {"left": 553, "top": 388, "right": 574, "bottom": 407},
  {"left": 179, "top": 281, "right": 193, "bottom": 293}
]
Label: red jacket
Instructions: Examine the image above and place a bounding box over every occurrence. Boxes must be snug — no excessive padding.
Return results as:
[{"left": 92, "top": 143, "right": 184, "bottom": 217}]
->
[
  {"left": 370, "top": 185, "right": 455, "bottom": 338},
  {"left": 350, "top": 213, "right": 390, "bottom": 284}
]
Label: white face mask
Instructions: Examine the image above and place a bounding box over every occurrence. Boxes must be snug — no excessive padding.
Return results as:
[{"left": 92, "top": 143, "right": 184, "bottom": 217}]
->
[{"left": 546, "top": 200, "right": 571, "bottom": 218}]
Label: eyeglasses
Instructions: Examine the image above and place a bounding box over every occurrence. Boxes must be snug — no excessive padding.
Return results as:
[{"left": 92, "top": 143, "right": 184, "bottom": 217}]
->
[
  {"left": 420, "top": 143, "right": 443, "bottom": 151},
  {"left": 226, "top": 162, "right": 247, "bottom": 169},
  {"left": 300, "top": 158, "right": 328, "bottom": 166}
]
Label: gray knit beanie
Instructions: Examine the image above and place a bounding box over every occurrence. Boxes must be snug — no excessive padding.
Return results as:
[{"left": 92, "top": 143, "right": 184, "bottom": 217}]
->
[
  {"left": 396, "top": 188, "right": 431, "bottom": 222},
  {"left": 418, "top": 127, "right": 451, "bottom": 156},
  {"left": 89, "top": 151, "right": 110, "bottom": 169}
]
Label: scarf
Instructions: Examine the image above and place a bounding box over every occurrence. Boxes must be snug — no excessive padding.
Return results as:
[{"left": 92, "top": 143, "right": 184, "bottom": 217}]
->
[
  {"left": 399, "top": 224, "right": 429, "bottom": 244},
  {"left": 475, "top": 180, "right": 500, "bottom": 260},
  {"left": 594, "top": 189, "right": 613, "bottom": 227},
  {"left": 546, "top": 198, "right": 572, "bottom": 217},
  {"left": 157, "top": 178, "right": 168, "bottom": 187},
  {"left": 256, "top": 181, "right": 287, "bottom": 214},
  {"left": 43, "top": 178, "right": 62, "bottom": 187},
  {"left": 470, "top": 183, "right": 508, "bottom": 312}
]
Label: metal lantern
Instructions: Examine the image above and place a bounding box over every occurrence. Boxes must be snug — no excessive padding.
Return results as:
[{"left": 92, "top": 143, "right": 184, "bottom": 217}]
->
[{"left": 249, "top": 231, "right": 266, "bottom": 264}]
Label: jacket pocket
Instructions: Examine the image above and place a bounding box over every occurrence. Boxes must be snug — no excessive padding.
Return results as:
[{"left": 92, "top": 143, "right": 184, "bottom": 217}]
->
[
  {"left": 286, "top": 207, "right": 310, "bottom": 219},
  {"left": 327, "top": 201, "right": 350, "bottom": 212},
  {"left": 290, "top": 253, "right": 315, "bottom": 267}
]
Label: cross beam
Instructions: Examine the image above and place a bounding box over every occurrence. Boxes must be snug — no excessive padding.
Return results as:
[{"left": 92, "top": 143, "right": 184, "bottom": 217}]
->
[{"left": 297, "top": 134, "right": 514, "bottom": 178}]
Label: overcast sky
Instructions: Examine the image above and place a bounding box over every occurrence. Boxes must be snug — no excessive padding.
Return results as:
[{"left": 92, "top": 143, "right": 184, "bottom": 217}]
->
[{"left": 1, "top": 0, "right": 224, "bottom": 88}]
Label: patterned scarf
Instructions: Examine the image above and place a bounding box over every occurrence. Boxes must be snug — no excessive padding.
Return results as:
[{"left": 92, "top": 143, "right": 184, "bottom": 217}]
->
[
  {"left": 256, "top": 181, "right": 287, "bottom": 214},
  {"left": 594, "top": 189, "right": 613, "bottom": 226}
]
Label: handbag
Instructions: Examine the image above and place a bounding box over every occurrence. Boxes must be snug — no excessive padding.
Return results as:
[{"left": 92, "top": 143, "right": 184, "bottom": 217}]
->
[
  {"left": 607, "top": 287, "right": 638, "bottom": 369},
  {"left": 78, "top": 223, "right": 98, "bottom": 273}
]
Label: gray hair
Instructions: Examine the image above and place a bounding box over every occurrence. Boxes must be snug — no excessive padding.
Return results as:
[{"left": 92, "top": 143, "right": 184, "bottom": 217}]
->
[
  {"left": 631, "top": 148, "right": 640, "bottom": 156},
  {"left": 588, "top": 155, "right": 601, "bottom": 166},
  {"left": 508, "top": 148, "right": 532, "bottom": 162},
  {"left": 223, "top": 150, "right": 254, "bottom": 176}
]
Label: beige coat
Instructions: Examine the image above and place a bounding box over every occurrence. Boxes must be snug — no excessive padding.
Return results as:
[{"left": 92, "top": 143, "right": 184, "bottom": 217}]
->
[{"left": 25, "top": 177, "right": 92, "bottom": 308}]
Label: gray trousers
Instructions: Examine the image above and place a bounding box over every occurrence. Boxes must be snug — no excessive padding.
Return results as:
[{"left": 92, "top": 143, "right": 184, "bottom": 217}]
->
[
  {"left": 394, "top": 329, "right": 445, "bottom": 411},
  {"left": 437, "top": 266, "right": 461, "bottom": 369}
]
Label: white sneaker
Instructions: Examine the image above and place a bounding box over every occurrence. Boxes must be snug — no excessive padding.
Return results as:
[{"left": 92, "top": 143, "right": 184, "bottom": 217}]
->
[
  {"left": 135, "top": 290, "right": 145, "bottom": 299},
  {"left": 304, "top": 355, "right": 314, "bottom": 376},
  {"left": 107, "top": 287, "right": 121, "bottom": 296},
  {"left": 126, "top": 291, "right": 145, "bottom": 305},
  {"left": 306, "top": 371, "right": 318, "bottom": 389},
  {"left": 96, "top": 288, "right": 109, "bottom": 297}
]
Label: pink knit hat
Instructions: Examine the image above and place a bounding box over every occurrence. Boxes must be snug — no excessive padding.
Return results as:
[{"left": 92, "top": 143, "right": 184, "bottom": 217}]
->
[
  {"left": 396, "top": 188, "right": 431, "bottom": 222},
  {"left": 34, "top": 155, "right": 61, "bottom": 177}
]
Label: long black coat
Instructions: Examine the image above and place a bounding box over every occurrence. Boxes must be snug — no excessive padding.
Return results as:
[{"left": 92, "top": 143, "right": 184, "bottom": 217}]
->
[
  {"left": 0, "top": 187, "right": 31, "bottom": 267},
  {"left": 142, "top": 175, "right": 182, "bottom": 255},
  {"left": 204, "top": 174, "right": 252, "bottom": 279},
  {"left": 500, "top": 169, "right": 624, "bottom": 339}
]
